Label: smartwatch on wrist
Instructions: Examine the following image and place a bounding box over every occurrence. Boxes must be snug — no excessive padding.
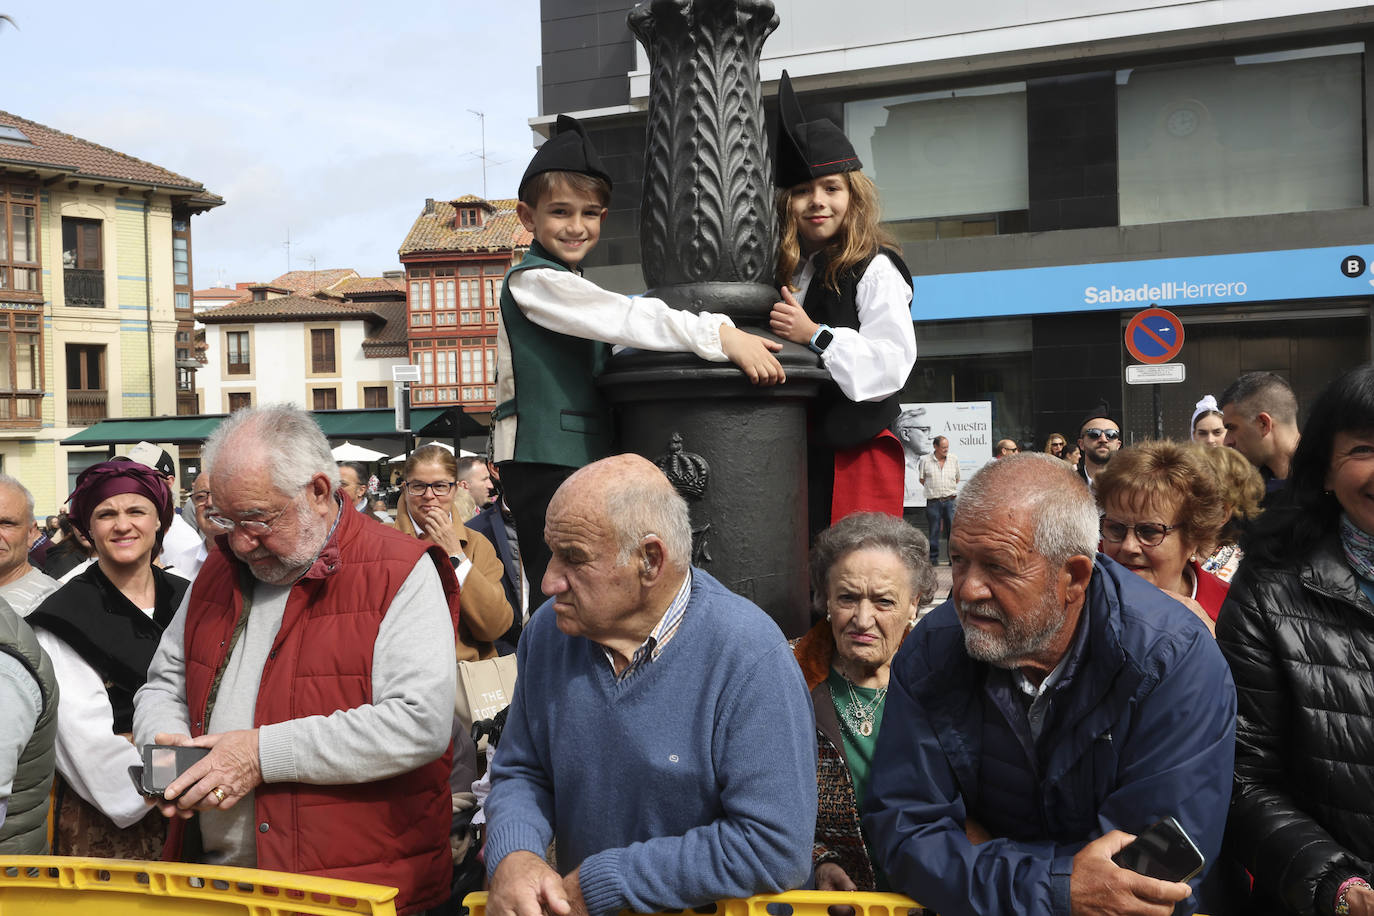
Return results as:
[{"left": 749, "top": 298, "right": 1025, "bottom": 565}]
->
[{"left": 808, "top": 324, "right": 834, "bottom": 355}]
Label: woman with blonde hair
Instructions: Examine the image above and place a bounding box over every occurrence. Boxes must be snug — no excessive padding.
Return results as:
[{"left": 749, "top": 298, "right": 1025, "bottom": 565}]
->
[
  {"left": 1043, "top": 433, "right": 1067, "bottom": 458},
  {"left": 767, "top": 72, "right": 916, "bottom": 534},
  {"left": 397, "top": 444, "right": 512, "bottom": 662},
  {"left": 1196, "top": 443, "right": 1264, "bottom": 583}
]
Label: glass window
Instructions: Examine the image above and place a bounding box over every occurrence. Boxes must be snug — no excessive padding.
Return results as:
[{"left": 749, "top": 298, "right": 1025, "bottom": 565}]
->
[
  {"left": 1118, "top": 44, "right": 1364, "bottom": 224},
  {"left": 229, "top": 392, "right": 252, "bottom": 411},
  {"left": 66, "top": 344, "right": 103, "bottom": 391},
  {"left": 226, "top": 331, "right": 250, "bottom": 374},
  {"left": 364, "top": 385, "right": 388, "bottom": 408},
  {"left": 485, "top": 347, "right": 496, "bottom": 383},
  {"left": 62, "top": 217, "right": 102, "bottom": 270},
  {"left": 312, "top": 388, "right": 337, "bottom": 411},
  {"left": 420, "top": 351, "right": 434, "bottom": 385},
  {"left": 173, "top": 238, "right": 190, "bottom": 286},
  {"left": 846, "top": 84, "right": 1028, "bottom": 227},
  {"left": 0, "top": 186, "right": 40, "bottom": 293}
]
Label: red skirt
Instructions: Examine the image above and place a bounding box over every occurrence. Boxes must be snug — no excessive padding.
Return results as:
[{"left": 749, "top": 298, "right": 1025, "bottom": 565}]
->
[{"left": 829, "top": 429, "right": 906, "bottom": 523}]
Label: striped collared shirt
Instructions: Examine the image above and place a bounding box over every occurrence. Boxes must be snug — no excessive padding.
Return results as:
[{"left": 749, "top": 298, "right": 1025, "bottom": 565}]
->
[{"left": 603, "top": 571, "right": 693, "bottom": 680}]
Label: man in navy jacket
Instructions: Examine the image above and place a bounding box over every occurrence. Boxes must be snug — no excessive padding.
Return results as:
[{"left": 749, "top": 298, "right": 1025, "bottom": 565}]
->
[{"left": 865, "top": 453, "right": 1235, "bottom": 916}]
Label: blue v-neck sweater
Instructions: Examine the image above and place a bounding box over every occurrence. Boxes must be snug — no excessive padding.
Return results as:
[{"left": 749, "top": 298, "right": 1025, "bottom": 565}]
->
[{"left": 485, "top": 569, "right": 817, "bottom": 916}]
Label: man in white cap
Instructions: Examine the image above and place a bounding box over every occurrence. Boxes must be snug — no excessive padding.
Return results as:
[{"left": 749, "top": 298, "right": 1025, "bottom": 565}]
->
[{"left": 128, "top": 442, "right": 201, "bottom": 579}]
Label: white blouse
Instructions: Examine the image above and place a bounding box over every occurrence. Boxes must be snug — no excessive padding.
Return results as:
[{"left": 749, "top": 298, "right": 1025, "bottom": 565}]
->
[{"left": 791, "top": 252, "right": 917, "bottom": 403}]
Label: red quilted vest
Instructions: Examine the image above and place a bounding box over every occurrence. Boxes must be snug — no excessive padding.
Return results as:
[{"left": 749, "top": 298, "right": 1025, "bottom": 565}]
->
[{"left": 163, "top": 503, "right": 460, "bottom": 915}]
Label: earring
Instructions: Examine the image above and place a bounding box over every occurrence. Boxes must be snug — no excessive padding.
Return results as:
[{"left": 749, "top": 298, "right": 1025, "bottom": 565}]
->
[{"left": 825, "top": 612, "right": 832, "bottom": 622}]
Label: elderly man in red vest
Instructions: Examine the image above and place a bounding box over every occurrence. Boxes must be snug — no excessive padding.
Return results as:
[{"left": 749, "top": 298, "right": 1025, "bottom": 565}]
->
[{"left": 134, "top": 404, "right": 460, "bottom": 915}]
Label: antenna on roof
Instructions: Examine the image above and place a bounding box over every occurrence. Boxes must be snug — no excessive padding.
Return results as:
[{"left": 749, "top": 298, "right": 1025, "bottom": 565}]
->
[
  {"left": 467, "top": 110, "right": 507, "bottom": 199},
  {"left": 283, "top": 227, "right": 292, "bottom": 274}
]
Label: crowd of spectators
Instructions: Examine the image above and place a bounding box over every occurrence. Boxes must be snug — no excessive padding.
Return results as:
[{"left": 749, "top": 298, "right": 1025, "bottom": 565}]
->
[{"left": 1, "top": 364, "right": 1372, "bottom": 916}]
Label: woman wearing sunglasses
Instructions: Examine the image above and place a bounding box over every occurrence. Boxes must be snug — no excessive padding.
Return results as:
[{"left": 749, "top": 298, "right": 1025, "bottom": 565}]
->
[{"left": 1093, "top": 440, "right": 1230, "bottom": 633}]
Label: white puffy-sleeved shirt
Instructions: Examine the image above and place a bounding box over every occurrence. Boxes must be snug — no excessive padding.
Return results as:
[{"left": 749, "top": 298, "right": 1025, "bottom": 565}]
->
[{"left": 791, "top": 251, "right": 916, "bottom": 403}]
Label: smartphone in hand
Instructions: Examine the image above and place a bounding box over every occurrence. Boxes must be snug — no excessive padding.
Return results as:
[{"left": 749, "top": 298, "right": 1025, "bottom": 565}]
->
[
  {"left": 1111, "top": 816, "right": 1205, "bottom": 883},
  {"left": 140, "top": 744, "right": 210, "bottom": 796}
]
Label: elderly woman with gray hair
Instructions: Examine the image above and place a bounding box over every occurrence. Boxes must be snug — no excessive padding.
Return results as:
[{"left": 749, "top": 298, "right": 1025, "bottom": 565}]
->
[{"left": 792, "top": 512, "right": 936, "bottom": 892}]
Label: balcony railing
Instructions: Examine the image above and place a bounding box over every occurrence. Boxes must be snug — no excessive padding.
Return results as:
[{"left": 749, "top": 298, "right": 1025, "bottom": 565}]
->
[
  {"left": 67, "top": 389, "right": 107, "bottom": 426},
  {"left": 64, "top": 268, "right": 104, "bottom": 307},
  {"left": 0, "top": 393, "right": 42, "bottom": 427}
]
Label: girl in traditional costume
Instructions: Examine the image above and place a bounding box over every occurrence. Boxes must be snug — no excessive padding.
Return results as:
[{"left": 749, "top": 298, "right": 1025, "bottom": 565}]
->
[{"left": 769, "top": 71, "right": 917, "bottom": 536}]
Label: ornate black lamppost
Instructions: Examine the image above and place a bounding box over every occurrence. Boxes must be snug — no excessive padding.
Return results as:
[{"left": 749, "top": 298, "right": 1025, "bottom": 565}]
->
[{"left": 599, "top": 0, "right": 823, "bottom": 637}]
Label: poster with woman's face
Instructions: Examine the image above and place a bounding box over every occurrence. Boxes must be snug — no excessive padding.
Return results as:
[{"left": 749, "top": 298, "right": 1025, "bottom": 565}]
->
[{"left": 897, "top": 401, "right": 993, "bottom": 507}]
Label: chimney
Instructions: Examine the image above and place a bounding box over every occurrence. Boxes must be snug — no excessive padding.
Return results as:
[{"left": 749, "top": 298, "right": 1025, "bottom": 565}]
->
[{"left": 424, "top": 198, "right": 435, "bottom": 214}]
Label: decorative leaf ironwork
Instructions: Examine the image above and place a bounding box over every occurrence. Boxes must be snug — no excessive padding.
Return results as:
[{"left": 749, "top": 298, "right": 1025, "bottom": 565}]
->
[{"left": 631, "top": 0, "right": 779, "bottom": 291}]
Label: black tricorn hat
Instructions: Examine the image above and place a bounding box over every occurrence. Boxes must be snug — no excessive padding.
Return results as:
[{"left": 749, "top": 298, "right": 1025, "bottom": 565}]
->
[
  {"left": 774, "top": 70, "right": 863, "bottom": 188},
  {"left": 518, "top": 114, "right": 613, "bottom": 201}
]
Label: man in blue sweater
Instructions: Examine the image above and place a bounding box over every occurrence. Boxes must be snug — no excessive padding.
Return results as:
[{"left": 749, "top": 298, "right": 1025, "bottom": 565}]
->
[
  {"left": 865, "top": 453, "right": 1236, "bottom": 916},
  {"left": 484, "top": 454, "right": 816, "bottom": 916}
]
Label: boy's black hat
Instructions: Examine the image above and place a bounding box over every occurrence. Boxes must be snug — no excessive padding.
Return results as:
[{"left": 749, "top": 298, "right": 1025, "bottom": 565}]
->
[
  {"left": 518, "top": 114, "right": 613, "bottom": 200},
  {"left": 774, "top": 70, "right": 863, "bottom": 188}
]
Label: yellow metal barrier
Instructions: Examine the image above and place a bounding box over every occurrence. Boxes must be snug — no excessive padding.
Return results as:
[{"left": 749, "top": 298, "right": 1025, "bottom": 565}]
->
[
  {"left": 0, "top": 856, "right": 398, "bottom": 915},
  {"left": 464, "top": 890, "right": 928, "bottom": 916}
]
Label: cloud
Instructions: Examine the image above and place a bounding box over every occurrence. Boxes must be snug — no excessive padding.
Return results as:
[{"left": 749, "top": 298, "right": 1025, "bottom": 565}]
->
[{"left": 5, "top": 0, "right": 541, "bottom": 284}]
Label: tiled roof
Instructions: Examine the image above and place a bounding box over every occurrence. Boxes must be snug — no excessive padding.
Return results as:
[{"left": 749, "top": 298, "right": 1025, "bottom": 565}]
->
[
  {"left": 198, "top": 294, "right": 379, "bottom": 324},
  {"left": 0, "top": 110, "right": 222, "bottom": 201},
  {"left": 193, "top": 287, "right": 245, "bottom": 299},
  {"left": 399, "top": 197, "right": 532, "bottom": 256},
  {"left": 267, "top": 269, "right": 358, "bottom": 295},
  {"left": 334, "top": 276, "right": 405, "bottom": 296},
  {"left": 362, "top": 301, "right": 409, "bottom": 358}
]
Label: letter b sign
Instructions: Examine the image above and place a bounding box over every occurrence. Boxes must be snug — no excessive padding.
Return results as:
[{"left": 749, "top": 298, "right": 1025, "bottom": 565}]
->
[{"left": 1342, "top": 255, "right": 1366, "bottom": 278}]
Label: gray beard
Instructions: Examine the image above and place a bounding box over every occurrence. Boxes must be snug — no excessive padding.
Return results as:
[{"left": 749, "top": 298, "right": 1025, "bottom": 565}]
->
[{"left": 959, "top": 596, "right": 1067, "bottom": 668}]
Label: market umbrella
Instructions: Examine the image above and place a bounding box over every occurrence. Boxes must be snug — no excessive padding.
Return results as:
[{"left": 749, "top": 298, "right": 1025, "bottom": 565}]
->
[
  {"left": 386, "top": 441, "right": 477, "bottom": 463},
  {"left": 331, "top": 441, "right": 388, "bottom": 462}
]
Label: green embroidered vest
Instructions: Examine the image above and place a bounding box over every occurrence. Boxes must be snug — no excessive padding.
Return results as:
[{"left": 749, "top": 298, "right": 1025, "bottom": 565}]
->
[{"left": 494, "top": 241, "right": 613, "bottom": 467}]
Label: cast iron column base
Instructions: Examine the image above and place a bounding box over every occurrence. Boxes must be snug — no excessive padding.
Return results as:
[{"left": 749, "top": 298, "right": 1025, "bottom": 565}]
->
[{"left": 600, "top": 343, "right": 825, "bottom": 638}]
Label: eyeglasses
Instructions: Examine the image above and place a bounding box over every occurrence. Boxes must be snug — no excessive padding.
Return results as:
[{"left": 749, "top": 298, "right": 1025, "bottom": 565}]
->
[
  {"left": 190, "top": 491, "right": 211, "bottom": 505},
  {"left": 1100, "top": 518, "right": 1175, "bottom": 548},
  {"left": 1082, "top": 428, "right": 1121, "bottom": 442},
  {"left": 405, "top": 480, "right": 455, "bottom": 496},
  {"left": 206, "top": 497, "right": 297, "bottom": 536}
]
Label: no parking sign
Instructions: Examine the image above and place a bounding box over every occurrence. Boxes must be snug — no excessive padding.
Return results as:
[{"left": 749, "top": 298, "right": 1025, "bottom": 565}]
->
[{"left": 1125, "top": 307, "right": 1184, "bottom": 365}]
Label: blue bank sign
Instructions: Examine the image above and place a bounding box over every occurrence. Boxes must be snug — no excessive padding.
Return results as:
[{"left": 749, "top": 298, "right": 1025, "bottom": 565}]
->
[{"left": 910, "top": 245, "right": 1374, "bottom": 322}]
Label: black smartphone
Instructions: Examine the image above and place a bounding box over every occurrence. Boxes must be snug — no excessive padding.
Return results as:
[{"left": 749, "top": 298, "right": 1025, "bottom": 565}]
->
[
  {"left": 1111, "top": 816, "right": 1205, "bottom": 883},
  {"left": 140, "top": 744, "right": 210, "bottom": 795},
  {"left": 127, "top": 765, "right": 162, "bottom": 799}
]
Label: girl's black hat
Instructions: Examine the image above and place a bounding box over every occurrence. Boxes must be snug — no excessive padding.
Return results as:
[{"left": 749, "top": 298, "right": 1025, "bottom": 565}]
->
[
  {"left": 518, "top": 114, "right": 614, "bottom": 200},
  {"left": 774, "top": 70, "right": 863, "bottom": 188}
]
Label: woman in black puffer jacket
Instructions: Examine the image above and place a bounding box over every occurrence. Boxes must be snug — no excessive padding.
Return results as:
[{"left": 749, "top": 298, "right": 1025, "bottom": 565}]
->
[{"left": 1217, "top": 365, "right": 1374, "bottom": 916}]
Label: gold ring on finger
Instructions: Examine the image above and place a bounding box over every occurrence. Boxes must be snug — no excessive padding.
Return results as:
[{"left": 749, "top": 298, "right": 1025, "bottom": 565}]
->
[{"left": 213, "top": 787, "right": 227, "bottom": 802}]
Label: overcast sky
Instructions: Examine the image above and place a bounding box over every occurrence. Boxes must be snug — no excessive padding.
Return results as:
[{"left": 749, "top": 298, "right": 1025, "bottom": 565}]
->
[{"left": 2, "top": 0, "right": 542, "bottom": 288}]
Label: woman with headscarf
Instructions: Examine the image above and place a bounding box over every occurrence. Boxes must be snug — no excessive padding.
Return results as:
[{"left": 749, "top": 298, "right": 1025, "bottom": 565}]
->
[
  {"left": 1191, "top": 394, "right": 1226, "bottom": 447},
  {"left": 26, "top": 459, "right": 188, "bottom": 857}
]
